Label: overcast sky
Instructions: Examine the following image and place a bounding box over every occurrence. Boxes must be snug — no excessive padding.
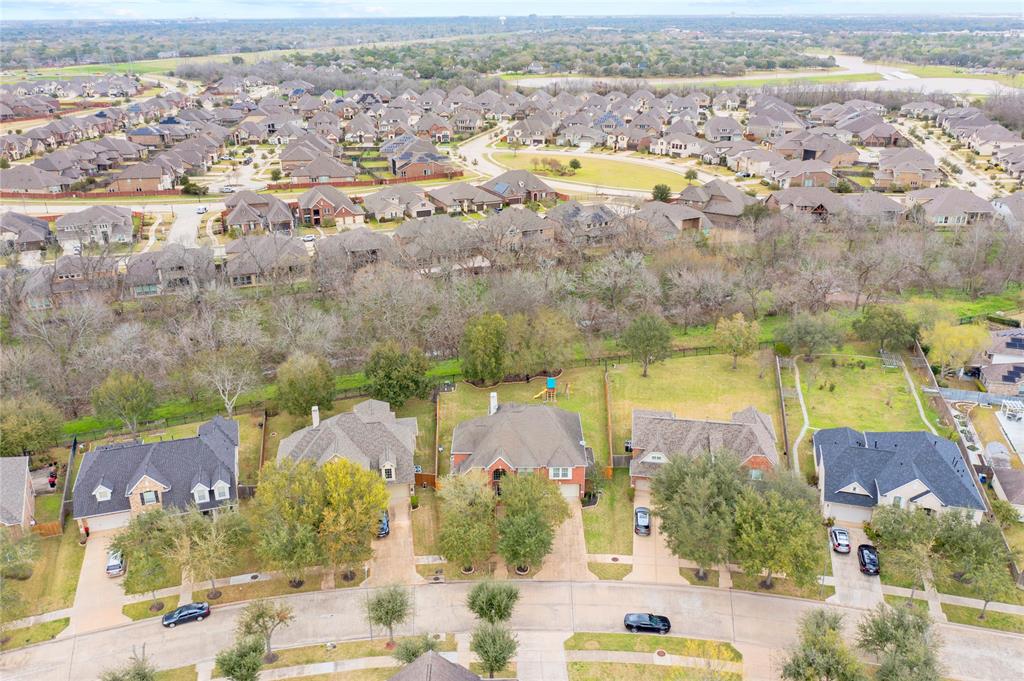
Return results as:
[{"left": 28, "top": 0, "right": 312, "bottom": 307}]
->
[{"left": 2, "top": 1, "right": 1019, "bottom": 21}]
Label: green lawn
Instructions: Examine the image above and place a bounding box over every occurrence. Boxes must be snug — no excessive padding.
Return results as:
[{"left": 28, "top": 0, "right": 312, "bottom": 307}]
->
[
  {"left": 154, "top": 666, "right": 197, "bottom": 681},
  {"left": 587, "top": 562, "right": 633, "bottom": 580},
  {"left": 568, "top": 662, "right": 740, "bottom": 681},
  {"left": 123, "top": 596, "right": 179, "bottom": 621},
  {"left": 881, "top": 63, "right": 1023, "bottom": 88},
  {"left": 931, "top": 560, "right": 1024, "bottom": 605},
  {"left": 490, "top": 152, "right": 694, "bottom": 192},
  {"left": 5, "top": 530, "right": 85, "bottom": 619},
  {"left": 564, "top": 632, "right": 742, "bottom": 662},
  {"left": 941, "top": 603, "right": 1024, "bottom": 633},
  {"left": 730, "top": 572, "right": 835, "bottom": 601},
  {"left": 398, "top": 398, "right": 437, "bottom": 473},
  {"left": 195, "top": 576, "right": 319, "bottom": 605},
  {"left": 264, "top": 634, "right": 456, "bottom": 669},
  {"left": 469, "top": 662, "right": 517, "bottom": 678},
  {"left": 582, "top": 470, "right": 635, "bottom": 555},
  {"left": 34, "top": 493, "right": 62, "bottom": 523},
  {"left": 0, "top": 617, "right": 70, "bottom": 651},
  {"left": 411, "top": 488, "right": 439, "bottom": 556},
  {"left": 415, "top": 562, "right": 494, "bottom": 582},
  {"left": 883, "top": 594, "right": 929, "bottom": 611},
  {"left": 679, "top": 568, "right": 720, "bottom": 588}
]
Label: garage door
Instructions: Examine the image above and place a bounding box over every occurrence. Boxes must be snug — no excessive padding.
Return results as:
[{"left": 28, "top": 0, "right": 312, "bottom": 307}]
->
[
  {"left": 633, "top": 478, "right": 650, "bottom": 493},
  {"left": 83, "top": 511, "right": 131, "bottom": 532},
  {"left": 560, "top": 483, "right": 580, "bottom": 499},
  {"left": 825, "top": 503, "right": 873, "bottom": 526}
]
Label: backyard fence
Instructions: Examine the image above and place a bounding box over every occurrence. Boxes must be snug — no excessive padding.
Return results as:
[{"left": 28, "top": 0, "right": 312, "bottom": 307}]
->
[{"left": 774, "top": 354, "right": 792, "bottom": 461}]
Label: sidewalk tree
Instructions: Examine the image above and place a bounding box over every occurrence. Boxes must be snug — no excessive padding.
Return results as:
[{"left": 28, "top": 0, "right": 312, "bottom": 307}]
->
[
  {"left": 781, "top": 609, "right": 866, "bottom": 681},
  {"left": 713, "top": 312, "right": 761, "bottom": 369},
  {"left": 619, "top": 314, "right": 672, "bottom": 377},
  {"left": 199, "top": 349, "right": 258, "bottom": 416},
  {"left": 0, "top": 394, "right": 62, "bottom": 456},
  {"left": 393, "top": 634, "right": 441, "bottom": 663},
  {"left": 365, "top": 341, "right": 431, "bottom": 408},
  {"left": 319, "top": 458, "right": 389, "bottom": 579},
  {"left": 460, "top": 313, "right": 508, "bottom": 385},
  {"left": 236, "top": 599, "right": 294, "bottom": 663},
  {"left": 112, "top": 509, "right": 175, "bottom": 606},
  {"left": 275, "top": 351, "right": 335, "bottom": 417},
  {"left": 852, "top": 306, "right": 917, "bottom": 350},
  {"left": 92, "top": 369, "right": 156, "bottom": 434},
  {"left": 776, "top": 312, "right": 843, "bottom": 360},
  {"left": 498, "top": 509, "right": 553, "bottom": 573},
  {"left": 252, "top": 460, "right": 326, "bottom": 585},
  {"left": 653, "top": 452, "right": 744, "bottom": 581},
  {"left": 733, "top": 486, "right": 820, "bottom": 589},
  {"left": 171, "top": 508, "right": 248, "bottom": 599},
  {"left": 969, "top": 554, "right": 1017, "bottom": 620},
  {"left": 467, "top": 581, "right": 521, "bottom": 624},
  {"left": 934, "top": 511, "right": 1005, "bottom": 583},
  {"left": 215, "top": 636, "right": 265, "bottom": 681},
  {"left": 471, "top": 622, "right": 518, "bottom": 679},
  {"left": 99, "top": 649, "right": 157, "bottom": 681},
  {"left": 365, "top": 585, "right": 412, "bottom": 643},
  {"left": 869, "top": 507, "right": 937, "bottom": 601},
  {"left": 857, "top": 604, "right": 939, "bottom": 681},
  {"left": 438, "top": 471, "right": 496, "bottom": 572},
  {"left": 684, "top": 169, "right": 698, "bottom": 181},
  {"left": 652, "top": 183, "right": 672, "bottom": 202}
]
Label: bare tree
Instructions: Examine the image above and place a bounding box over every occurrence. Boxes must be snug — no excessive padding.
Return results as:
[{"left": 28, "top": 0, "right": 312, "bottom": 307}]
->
[{"left": 200, "top": 349, "right": 259, "bottom": 416}]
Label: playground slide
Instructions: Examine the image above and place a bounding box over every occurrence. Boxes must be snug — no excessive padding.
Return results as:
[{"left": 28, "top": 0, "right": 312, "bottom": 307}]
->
[{"left": 532, "top": 389, "right": 547, "bottom": 399}]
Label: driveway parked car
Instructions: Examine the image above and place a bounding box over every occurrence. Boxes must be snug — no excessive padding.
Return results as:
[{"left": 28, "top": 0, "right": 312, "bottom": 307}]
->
[
  {"left": 830, "top": 527, "right": 851, "bottom": 554},
  {"left": 105, "top": 550, "right": 126, "bottom": 577},
  {"left": 162, "top": 602, "right": 210, "bottom": 628},
  {"left": 634, "top": 507, "right": 651, "bottom": 536},
  {"left": 301, "top": 234, "right": 316, "bottom": 243},
  {"left": 624, "top": 612, "right": 671, "bottom": 634},
  {"left": 196, "top": 206, "right": 208, "bottom": 214},
  {"left": 857, "top": 544, "right": 880, "bottom": 576},
  {"left": 377, "top": 510, "right": 390, "bottom": 538}
]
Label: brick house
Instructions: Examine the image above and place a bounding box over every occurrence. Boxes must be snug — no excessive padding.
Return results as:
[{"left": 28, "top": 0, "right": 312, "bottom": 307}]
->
[
  {"left": 295, "top": 186, "right": 365, "bottom": 226},
  {"left": 108, "top": 162, "right": 174, "bottom": 193}
]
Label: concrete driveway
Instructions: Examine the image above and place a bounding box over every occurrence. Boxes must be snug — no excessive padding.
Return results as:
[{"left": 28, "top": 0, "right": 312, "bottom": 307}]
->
[
  {"left": 365, "top": 485, "right": 423, "bottom": 586},
  {"left": 826, "top": 525, "right": 883, "bottom": 609},
  {"left": 69, "top": 530, "right": 131, "bottom": 634},
  {"left": 624, "top": 490, "right": 686, "bottom": 585},
  {"left": 535, "top": 503, "right": 594, "bottom": 582}
]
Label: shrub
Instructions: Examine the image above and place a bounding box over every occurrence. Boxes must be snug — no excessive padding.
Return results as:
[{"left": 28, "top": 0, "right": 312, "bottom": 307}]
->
[{"left": 410, "top": 495, "right": 420, "bottom": 510}]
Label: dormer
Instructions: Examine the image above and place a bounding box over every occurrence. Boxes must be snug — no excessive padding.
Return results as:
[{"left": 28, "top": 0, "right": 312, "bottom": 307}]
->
[
  {"left": 380, "top": 461, "right": 396, "bottom": 483},
  {"left": 192, "top": 483, "right": 210, "bottom": 504},
  {"left": 212, "top": 480, "right": 231, "bottom": 501},
  {"left": 837, "top": 481, "right": 872, "bottom": 496},
  {"left": 639, "top": 451, "right": 667, "bottom": 464},
  {"left": 93, "top": 483, "right": 112, "bottom": 502}
]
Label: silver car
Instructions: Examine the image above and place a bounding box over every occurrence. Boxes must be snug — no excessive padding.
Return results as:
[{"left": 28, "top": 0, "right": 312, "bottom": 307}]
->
[
  {"left": 829, "top": 527, "right": 851, "bottom": 554},
  {"left": 105, "top": 550, "right": 126, "bottom": 577}
]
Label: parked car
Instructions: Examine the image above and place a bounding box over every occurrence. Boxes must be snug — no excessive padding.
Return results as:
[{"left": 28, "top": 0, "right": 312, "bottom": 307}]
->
[
  {"left": 634, "top": 507, "right": 651, "bottom": 536},
  {"left": 105, "top": 550, "right": 126, "bottom": 577},
  {"left": 301, "top": 234, "right": 316, "bottom": 243},
  {"left": 857, "top": 544, "right": 880, "bottom": 576},
  {"left": 829, "top": 527, "right": 851, "bottom": 554},
  {"left": 377, "top": 510, "right": 390, "bottom": 538},
  {"left": 221, "top": 186, "right": 235, "bottom": 193},
  {"left": 623, "top": 612, "right": 671, "bottom": 634},
  {"left": 196, "top": 206, "right": 208, "bottom": 214},
  {"left": 735, "top": 171, "right": 753, "bottom": 178},
  {"left": 162, "top": 602, "right": 210, "bottom": 628}
]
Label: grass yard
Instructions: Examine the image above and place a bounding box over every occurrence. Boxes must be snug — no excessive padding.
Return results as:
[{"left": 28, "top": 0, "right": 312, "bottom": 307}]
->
[
  {"left": 33, "top": 493, "right": 62, "bottom": 523},
  {"left": 879, "top": 562, "right": 924, "bottom": 591},
  {"left": 1002, "top": 520, "right": 1024, "bottom": 562},
  {"left": 941, "top": 603, "right": 1024, "bottom": 633},
  {"left": 154, "top": 666, "right": 197, "bottom": 681},
  {"left": 0, "top": 617, "right": 70, "bottom": 651},
  {"left": 564, "top": 632, "right": 741, "bottom": 662},
  {"left": 469, "top": 662, "right": 517, "bottom": 678},
  {"left": 931, "top": 560, "right": 1024, "bottom": 605},
  {"left": 398, "top": 398, "right": 437, "bottom": 473},
  {"left": 195, "top": 576, "right": 319, "bottom": 606},
  {"left": 582, "top": 470, "right": 635, "bottom": 556},
  {"left": 411, "top": 488, "right": 439, "bottom": 556},
  {"left": 123, "top": 596, "right": 179, "bottom": 621},
  {"left": 587, "top": 562, "right": 633, "bottom": 580},
  {"left": 679, "top": 568, "right": 720, "bottom": 588},
  {"left": 272, "top": 671, "right": 395, "bottom": 681},
  {"left": 5, "top": 530, "right": 85, "bottom": 619},
  {"left": 883, "top": 594, "right": 929, "bottom": 611},
  {"left": 265, "top": 635, "right": 456, "bottom": 669},
  {"left": 415, "top": 562, "right": 494, "bottom": 581},
  {"left": 970, "top": 406, "right": 1018, "bottom": 468},
  {"left": 730, "top": 572, "right": 835, "bottom": 601},
  {"left": 489, "top": 152, "right": 693, "bottom": 192},
  {"left": 607, "top": 353, "right": 782, "bottom": 459},
  {"left": 567, "top": 662, "right": 740, "bottom": 681}
]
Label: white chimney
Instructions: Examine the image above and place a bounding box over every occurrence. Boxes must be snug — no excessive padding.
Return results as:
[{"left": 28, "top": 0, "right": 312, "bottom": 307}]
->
[
  {"left": 312, "top": 405, "right": 320, "bottom": 428},
  {"left": 489, "top": 392, "right": 498, "bottom": 416}
]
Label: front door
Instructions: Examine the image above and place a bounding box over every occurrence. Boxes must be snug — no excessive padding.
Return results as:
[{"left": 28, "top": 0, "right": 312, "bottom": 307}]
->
[{"left": 492, "top": 468, "right": 506, "bottom": 495}]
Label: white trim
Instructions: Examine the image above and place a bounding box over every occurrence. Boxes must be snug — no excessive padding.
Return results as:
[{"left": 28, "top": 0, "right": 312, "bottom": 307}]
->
[
  {"left": 213, "top": 481, "right": 230, "bottom": 501},
  {"left": 549, "top": 467, "right": 572, "bottom": 480}
]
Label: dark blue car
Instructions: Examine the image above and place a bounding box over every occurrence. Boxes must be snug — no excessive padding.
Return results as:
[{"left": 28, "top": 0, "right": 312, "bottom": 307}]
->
[
  {"left": 624, "top": 612, "right": 671, "bottom": 634},
  {"left": 377, "top": 510, "right": 390, "bottom": 538},
  {"left": 162, "top": 602, "right": 210, "bottom": 628}
]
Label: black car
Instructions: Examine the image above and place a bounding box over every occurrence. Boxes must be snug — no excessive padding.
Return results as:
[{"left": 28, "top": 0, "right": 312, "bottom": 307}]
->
[
  {"left": 624, "top": 612, "right": 671, "bottom": 634},
  {"left": 857, "top": 544, "right": 880, "bottom": 576},
  {"left": 634, "top": 507, "right": 651, "bottom": 536},
  {"left": 161, "top": 602, "right": 210, "bottom": 628},
  {"left": 377, "top": 510, "right": 390, "bottom": 538}
]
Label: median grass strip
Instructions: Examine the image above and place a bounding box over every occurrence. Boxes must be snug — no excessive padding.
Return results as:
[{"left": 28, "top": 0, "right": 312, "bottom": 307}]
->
[
  {"left": 265, "top": 635, "right": 456, "bottom": 670},
  {"left": 730, "top": 572, "right": 835, "bottom": 601},
  {"left": 883, "top": 594, "right": 928, "bottom": 611},
  {"left": 587, "top": 562, "right": 633, "bottom": 580},
  {"left": 194, "top": 576, "right": 319, "bottom": 606},
  {"left": 273, "top": 671, "right": 395, "bottom": 681},
  {"left": 568, "top": 661, "right": 741, "bottom": 681},
  {"left": 123, "top": 595, "right": 180, "bottom": 621},
  {"left": 154, "top": 665, "right": 198, "bottom": 681},
  {"left": 0, "top": 617, "right": 70, "bottom": 651},
  {"left": 679, "top": 568, "right": 720, "bottom": 588},
  {"left": 469, "top": 662, "right": 517, "bottom": 678},
  {"left": 564, "top": 632, "right": 742, "bottom": 663},
  {"left": 941, "top": 603, "right": 1024, "bottom": 633}
]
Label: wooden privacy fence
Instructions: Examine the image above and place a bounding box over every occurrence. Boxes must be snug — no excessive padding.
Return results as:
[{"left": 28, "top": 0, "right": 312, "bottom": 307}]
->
[{"left": 31, "top": 522, "right": 62, "bottom": 537}]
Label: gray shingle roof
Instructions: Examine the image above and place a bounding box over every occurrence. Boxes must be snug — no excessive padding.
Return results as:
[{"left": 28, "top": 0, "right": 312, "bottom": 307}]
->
[
  {"left": 0, "top": 456, "right": 30, "bottom": 526},
  {"left": 387, "top": 651, "right": 479, "bottom": 681},
  {"left": 72, "top": 417, "right": 239, "bottom": 520},
  {"left": 452, "top": 403, "right": 592, "bottom": 472},
  {"left": 813, "top": 428, "right": 985, "bottom": 511}
]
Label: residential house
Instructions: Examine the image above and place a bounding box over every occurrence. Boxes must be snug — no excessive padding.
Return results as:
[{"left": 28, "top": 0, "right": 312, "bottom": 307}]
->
[
  {"left": 991, "top": 468, "right": 1024, "bottom": 521},
  {"left": 765, "top": 160, "right": 839, "bottom": 189},
  {"left": 55, "top": 205, "right": 134, "bottom": 249},
  {"left": 905, "top": 188, "right": 995, "bottom": 227},
  {"left": 276, "top": 400, "right": 417, "bottom": 489},
  {"left": 843, "top": 191, "right": 908, "bottom": 222},
  {"left": 967, "top": 124, "right": 1022, "bottom": 156},
  {"left": 224, "top": 192, "right": 296, "bottom": 233},
  {"left": 765, "top": 187, "right": 847, "bottom": 221},
  {"left": 0, "top": 165, "right": 70, "bottom": 193},
  {"left": 0, "top": 457, "right": 35, "bottom": 535},
  {"left": 0, "top": 212, "right": 53, "bottom": 252},
  {"left": 123, "top": 245, "right": 215, "bottom": 297},
  {"left": 451, "top": 399, "right": 594, "bottom": 499},
  {"left": 481, "top": 170, "right": 556, "bottom": 205},
  {"left": 968, "top": 329, "right": 1024, "bottom": 397},
  {"left": 387, "top": 651, "right": 480, "bottom": 681},
  {"left": 676, "top": 179, "right": 758, "bottom": 228},
  {"left": 873, "top": 148, "right": 941, "bottom": 190},
  {"left": 545, "top": 200, "right": 623, "bottom": 247},
  {"left": 703, "top": 115, "right": 743, "bottom": 142},
  {"left": 315, "top": 228, "right": 394, "bottom": 269},
  {"left": 993, "top": 192, "right": 1024, "bottom": 228},
  {"left": 362, "top": 185, "right": 435, "bottom": 221},
  {"left": 812, "top": 428, "right": 986, "bottom": 524},
  {"left": 629, "top": 407, "right": 778, "bottom": 489},
  {"left": 295, "top": 186, "right": 364, "bottom": 226},
  {"left": 290, "top": 154, "right": 358, "bottom": 185},
  {"left": 224, "top": 234, "right": 309, "bottom": 287},
  {"left": 427, "top": 182, "right": 504, "bottom": 215},
  {"left": 631, "top": 201, "right": 712, "bottom": 239},
  {"left": 108, "top": 162, "right": 175, "bottom": 193}
]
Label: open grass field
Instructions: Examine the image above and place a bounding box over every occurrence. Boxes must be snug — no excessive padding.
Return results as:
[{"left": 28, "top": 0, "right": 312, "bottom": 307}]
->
[
  {"left": 880, "top": 63, "right": 1023, "bottom": 88},
  {"left": 693, "top": 72, "right": 882, "bottom": 89},
  {"left": 568, "top": 662, "right": 741, "bottom": 681},
  {"left": 489, "top": 152, "right": 694, "bottom": 192},
  {"left": 5, "top": 530, "right": 85, "bottom": 619}
]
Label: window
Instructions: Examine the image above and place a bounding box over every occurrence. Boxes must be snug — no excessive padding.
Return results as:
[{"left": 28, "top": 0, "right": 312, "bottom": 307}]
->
[
  {"left": 382, "top": 465, "right": 395, "bottom": 481},
  {"left": 95, "top": 487, "right": 111, "bottom": 502},
  {"left": 213, "top": 482, "right": 230, "bottom": 501},
  {"left": 893, "top": 496, "right": 903, "bottom": 508},
  {"left": 193, "top": 487, "right": 210, "bottom": 504},
  {"left": 141, "top": 490, "right": 158, "bottom": 505},
  {"left": 750, "top": 469, "right": 764, "bottom": 481},
  {"left": 549, "top": 467, "right": 571, "bottom": 480}
]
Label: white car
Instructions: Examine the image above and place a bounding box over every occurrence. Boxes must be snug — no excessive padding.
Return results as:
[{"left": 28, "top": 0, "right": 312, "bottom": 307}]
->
[
  {"left": 301, "top": 234, "right": 316, "bottom": 243},
  {"left": 196, "top": 206, "right": 208, "bottom": 214}
]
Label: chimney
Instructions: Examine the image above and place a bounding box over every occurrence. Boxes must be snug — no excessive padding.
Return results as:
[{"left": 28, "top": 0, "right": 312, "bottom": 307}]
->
[
  {"left": 489, "top": 392, "right": 498, "bottom": 416},
  {"left": 312, "top": 405, "right": 320, "bottom": 428}
]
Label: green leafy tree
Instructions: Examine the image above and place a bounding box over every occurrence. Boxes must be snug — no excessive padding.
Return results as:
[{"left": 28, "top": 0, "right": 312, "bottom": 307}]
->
[
  {"left": 438, "top": 472, "right": 496, "bottom": 571},
  {"left": 714, "top": 312, "right": 761, "bottom": 369},
  {"left": 500, "top": 473, "right": 569, "bottom": 528},
  {"left": 733, "top": 486, "right": 821, "bottom": 589},
  {"left": 319, "top": 458, "right": 389, "bottom": 578},
  {"left": 471, "top": 623, "right": 518, "bottom": 679},
  {"left": 857, "top": 604, "right": 941, "bottom": 681},
  {"left": 467, "top": 581, "right": 520, "bottom": 624},
  {"left": 781, "top": 610, "right": 866, "bottom": 681},
  {"left": 852, "top": 306, "right": 917, "bottom": 350},
  {"left": 393, "top": 634, "right": 441, "bottom": 663},
  {"left": 92, "top": 370, "right": 156, "bottom": 434},
  {"left": 252, "top": 460, "right": 325, "bottom": 584},
  {"left": 169, "top": 509, "right": 248, "bottom": 599},
  {"left": 269, "top": 168, "right": 282, "bottom": 181},
  {"left": 869, "top": 506, "right": 937, "bottom": 601},
  {"left": 990, "top": 499, "right": 1020, "bottom": 530},
  {"left": 215, "top": 636, "right": 265, "bottom": 681},
  {"left": 569, "top": 158, "right": 581, "bottom": 170},
  {"left": 112, "top": 509, "right": 175, "bottom": 605},
  {"left": 505, "top": 309, "right": 576, "bottom": 377},
  {"left": 99, "top": 649, "right": 157, "bottom": 681},
  {"left": 365, "top": 585, "right": 412, "bottom": 643},
  {"left": 652, "top": 452, "right": 745, "bottom": 580},
  {"left": 498, "top": 509, "right": 553, "bottom": 572},
  {"left": 275, "top": 351, "right": 335, "bottom": 417},
  {"left": 934, "top": 511, "right": 1005, "bottom": 583},
  {"left": 776, "top": 313, "right": 843, "bottom": 360},
  {"left": 365, "top": 341, "right": 431, "bottom": 408},
  {"left": 921, "top": 322, "right": 989, "bottom": 378},
  {"left": 619, "top": 314, "right": 672, "bottom": 377},
  {"left": 236, "top": 599, "right": 294, "bottom": 662},
  {"left": 969, "top": 556, "right": 1017, "bottom": 619},
  {"left": 684, "top": 169, "right": 698, "bottom": 181},
  {"left": 461, "top": 314, "right": 508, "bottom": 385},
  {"left": 651, "top": 183, "right": 672, "bottom": 202},
  {"left": 0, "top": 394, "right": 62, "bottom": 456}
]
